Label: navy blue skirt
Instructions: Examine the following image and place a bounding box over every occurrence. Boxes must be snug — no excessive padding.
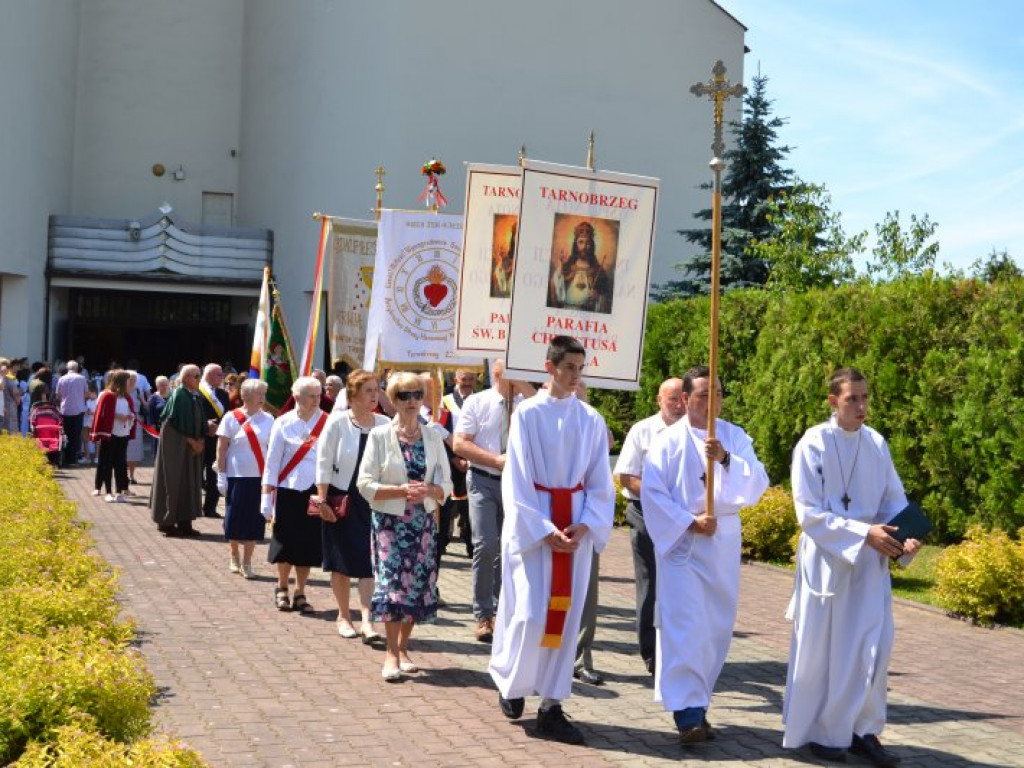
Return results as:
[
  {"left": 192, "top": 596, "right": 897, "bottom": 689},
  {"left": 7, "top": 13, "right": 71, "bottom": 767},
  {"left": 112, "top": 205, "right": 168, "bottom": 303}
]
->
[
  {"left": 223, "top": 476, "right": 266, "bottom": 542},
  {"left": 321, "top": 484, "right": 374, "bottom": 578}
]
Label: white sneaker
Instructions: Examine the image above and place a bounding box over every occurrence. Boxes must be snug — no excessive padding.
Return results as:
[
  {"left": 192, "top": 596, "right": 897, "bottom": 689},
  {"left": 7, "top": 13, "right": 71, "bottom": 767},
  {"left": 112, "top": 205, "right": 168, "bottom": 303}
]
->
[
  {"left": 91, "top": 489, "right": 101, "bottom": 497},
  {"left": 241, "top": 563, "right": 255, "bottom": 579},
  {"left": 229, "top": 556, "right": 241, "bottom": 574},
  {"left": 115, "top": 494, "right": 126, "bottom": 503},
  {"left": 104, "top": 493, "right": 116, "bottom": 503}
]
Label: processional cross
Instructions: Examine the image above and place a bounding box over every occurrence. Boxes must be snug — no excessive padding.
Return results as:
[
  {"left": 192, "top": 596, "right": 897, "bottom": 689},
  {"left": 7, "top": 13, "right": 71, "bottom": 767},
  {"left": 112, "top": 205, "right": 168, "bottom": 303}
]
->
[{"left": 690, "top": 60, "right": 746, "bottom": 518}]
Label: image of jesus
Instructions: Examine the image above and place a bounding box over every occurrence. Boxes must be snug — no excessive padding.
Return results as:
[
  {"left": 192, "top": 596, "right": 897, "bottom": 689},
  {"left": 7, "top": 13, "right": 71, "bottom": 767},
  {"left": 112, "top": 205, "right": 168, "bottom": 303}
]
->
[{"left": 547, "top": 217, "right": 616, "bottom": 315}]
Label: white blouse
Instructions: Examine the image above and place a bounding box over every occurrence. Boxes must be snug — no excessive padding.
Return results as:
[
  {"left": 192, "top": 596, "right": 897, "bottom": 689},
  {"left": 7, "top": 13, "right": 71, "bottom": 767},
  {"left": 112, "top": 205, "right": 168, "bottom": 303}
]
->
[
  {"left": 262, "top": 409, "right": 326, "bottom": 491},
  {"left": 217, "top": 409, "right": 274, "bottom": 478}
]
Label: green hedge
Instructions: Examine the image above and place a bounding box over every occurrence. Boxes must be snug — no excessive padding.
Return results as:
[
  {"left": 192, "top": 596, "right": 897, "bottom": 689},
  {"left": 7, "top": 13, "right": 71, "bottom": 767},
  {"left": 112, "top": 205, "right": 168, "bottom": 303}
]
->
[
  {"left": 0, "top": 437, "right": 205, "bottom": 766},
  {"left": 594, "top": 276, "right": 1024, "bottom": 542}
]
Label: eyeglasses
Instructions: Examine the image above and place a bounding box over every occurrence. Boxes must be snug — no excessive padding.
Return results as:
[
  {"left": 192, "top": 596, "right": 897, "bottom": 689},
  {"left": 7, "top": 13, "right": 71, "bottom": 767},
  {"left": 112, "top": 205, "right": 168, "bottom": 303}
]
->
[{"left": 394, "top": 390, "right": 424, "bottom": 402}]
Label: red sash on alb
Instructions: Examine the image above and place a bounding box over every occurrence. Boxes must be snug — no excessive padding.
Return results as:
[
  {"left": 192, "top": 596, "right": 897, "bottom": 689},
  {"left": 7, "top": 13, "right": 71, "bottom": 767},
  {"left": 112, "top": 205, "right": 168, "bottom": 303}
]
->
[
  {"left": 534, "top": 481, "right": 584, "bottom": 649},
  {"left": 278, "top": 412, "right": 328, "bottom": 485},
  {"left": 233, "top": 409, "right": 265, "bottom": 477}
]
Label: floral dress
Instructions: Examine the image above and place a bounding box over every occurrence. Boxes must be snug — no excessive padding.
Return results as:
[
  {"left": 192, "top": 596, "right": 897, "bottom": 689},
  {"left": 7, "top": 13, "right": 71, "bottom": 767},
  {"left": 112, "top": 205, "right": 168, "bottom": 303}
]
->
[{"left": 370, "top": 437, "right": 438, "bottom": 623}]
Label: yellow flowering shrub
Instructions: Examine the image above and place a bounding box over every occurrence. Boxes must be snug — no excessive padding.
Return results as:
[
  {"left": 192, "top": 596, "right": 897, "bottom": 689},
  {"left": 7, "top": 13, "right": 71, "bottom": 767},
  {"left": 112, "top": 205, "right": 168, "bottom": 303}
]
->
[
  {"left": 0, "top": 437, "right": 207, "bottom": 766},
  {"left": 934, "top": 526, "right": 1024, "bottom": 626},
  {"left": 739, "top": 486, "right": 799, "bottom": 563}
]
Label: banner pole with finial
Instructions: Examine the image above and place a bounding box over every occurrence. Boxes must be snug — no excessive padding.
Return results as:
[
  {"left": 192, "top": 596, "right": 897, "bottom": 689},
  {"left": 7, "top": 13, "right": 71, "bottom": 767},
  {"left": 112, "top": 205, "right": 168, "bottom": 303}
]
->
[
  {"left": 375, "top": 165, "right": 386, "bottom": 221},
  {"left": 586, "top": 131, "right": 596, "bottom": 171},
  {"left": 690, "top": 60, "right": 746, "bottom": 519}
]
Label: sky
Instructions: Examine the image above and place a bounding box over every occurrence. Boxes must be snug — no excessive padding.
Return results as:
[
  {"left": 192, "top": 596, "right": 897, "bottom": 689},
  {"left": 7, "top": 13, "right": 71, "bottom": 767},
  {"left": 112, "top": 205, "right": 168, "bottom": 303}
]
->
[{"left": 716, "top": 0, "right": 1024, "bottom": 273}]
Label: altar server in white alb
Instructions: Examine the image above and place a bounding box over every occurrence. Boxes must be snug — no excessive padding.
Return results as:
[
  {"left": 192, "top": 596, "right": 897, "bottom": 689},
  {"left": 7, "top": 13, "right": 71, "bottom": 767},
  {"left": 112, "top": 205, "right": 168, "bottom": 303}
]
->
[
  {"left": 489, "top": 336, "right": 615, "bottom": 746},
  {"left": 784, "top": 368, "right": 920, "bottom": 767},
  {"left": 641, "top": 365, "right": 768, "bottom": 745}
]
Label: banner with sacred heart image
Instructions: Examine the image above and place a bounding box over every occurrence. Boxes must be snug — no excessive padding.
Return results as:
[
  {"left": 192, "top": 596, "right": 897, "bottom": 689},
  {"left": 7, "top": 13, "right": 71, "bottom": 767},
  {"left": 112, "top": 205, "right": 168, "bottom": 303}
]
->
[
  {"left": 363, "top": 209, "right": 479, "bottom": 371},
  {"left": 328, "top": 217, "right": 377, "bottom": 370}
]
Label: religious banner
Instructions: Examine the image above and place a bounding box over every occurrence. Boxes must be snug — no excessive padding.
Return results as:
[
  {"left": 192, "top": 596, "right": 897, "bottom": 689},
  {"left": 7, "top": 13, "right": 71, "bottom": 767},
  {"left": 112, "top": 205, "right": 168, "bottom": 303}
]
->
[
  {"left": 503, "top": 159, "right": 659, "bottom": 390},
  {"left": 327, "top": 217, "right": 377, "bottom": 369},
  {"left": 363, "top": 209, "right": 478, "bottom": 370},
  {"left": 454, "top": 163, "right": 521, "bottom": 355}
]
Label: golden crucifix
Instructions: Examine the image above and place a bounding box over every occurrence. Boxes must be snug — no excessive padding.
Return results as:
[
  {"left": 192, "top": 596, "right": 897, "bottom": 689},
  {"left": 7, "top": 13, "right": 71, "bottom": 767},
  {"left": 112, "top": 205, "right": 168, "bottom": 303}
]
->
[{"left": 690, "top": 59, "right": 745, "bottom": 518}]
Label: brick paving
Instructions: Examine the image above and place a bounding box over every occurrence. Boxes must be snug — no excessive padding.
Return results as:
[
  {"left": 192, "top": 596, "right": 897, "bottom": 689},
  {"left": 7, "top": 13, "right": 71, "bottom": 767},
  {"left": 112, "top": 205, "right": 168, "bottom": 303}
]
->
[{"left": 59, "top": 462, "right": 1024, "bottom": 768}]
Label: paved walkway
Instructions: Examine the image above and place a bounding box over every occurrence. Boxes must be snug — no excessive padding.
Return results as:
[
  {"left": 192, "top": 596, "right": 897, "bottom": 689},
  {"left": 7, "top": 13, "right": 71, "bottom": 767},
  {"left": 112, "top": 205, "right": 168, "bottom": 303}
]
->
[{"left": 59, "top": 463, "right": 1024, "bottom": 768}]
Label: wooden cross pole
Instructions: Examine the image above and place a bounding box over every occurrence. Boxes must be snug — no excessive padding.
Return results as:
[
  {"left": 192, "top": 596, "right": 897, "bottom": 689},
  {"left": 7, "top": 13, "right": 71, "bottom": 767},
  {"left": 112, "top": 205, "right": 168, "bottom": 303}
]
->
[{"left": 690, "top": 60, "right": 745, "bottom": 518}]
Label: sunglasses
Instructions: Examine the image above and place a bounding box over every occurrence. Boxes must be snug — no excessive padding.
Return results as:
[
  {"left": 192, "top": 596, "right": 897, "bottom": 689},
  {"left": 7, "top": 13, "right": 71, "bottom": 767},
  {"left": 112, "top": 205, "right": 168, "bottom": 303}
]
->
[{"left": 394, "top": 389, "right": 424, "bottom": 402}]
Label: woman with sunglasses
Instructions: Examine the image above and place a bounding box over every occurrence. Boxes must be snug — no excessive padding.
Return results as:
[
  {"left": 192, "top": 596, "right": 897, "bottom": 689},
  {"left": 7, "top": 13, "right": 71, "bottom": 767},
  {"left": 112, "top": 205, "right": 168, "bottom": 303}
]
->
[{"left": 357, "top": 371, "right": 452, "bottom": 681}]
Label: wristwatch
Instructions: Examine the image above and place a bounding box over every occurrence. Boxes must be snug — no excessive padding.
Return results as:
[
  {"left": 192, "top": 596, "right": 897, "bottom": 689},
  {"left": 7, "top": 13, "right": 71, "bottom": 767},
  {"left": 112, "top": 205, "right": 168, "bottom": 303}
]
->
[{"left": 721, "top": 451, "right": 731, "bottom": 468}]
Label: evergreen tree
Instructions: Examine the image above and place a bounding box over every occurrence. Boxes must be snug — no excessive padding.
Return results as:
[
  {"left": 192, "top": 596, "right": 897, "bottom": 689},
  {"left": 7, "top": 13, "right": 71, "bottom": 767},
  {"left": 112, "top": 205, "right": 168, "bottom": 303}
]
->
[{"left": 655, "top": 72, "right": 793, "bottom": 298}]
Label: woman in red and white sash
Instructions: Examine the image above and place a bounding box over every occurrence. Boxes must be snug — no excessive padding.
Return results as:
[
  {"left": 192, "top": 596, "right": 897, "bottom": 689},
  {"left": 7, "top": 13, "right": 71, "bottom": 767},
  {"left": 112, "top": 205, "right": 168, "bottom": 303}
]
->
[
  {"left": 215, "top": 378, "right": 274, "bottom": 579},
  {"left": 262, "top": 376, "right": 328, "bottom": 613}
]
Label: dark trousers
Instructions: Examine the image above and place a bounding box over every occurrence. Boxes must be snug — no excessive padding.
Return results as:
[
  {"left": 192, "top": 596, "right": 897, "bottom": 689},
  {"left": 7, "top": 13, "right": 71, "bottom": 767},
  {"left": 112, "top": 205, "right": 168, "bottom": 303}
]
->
[
  {"left": 94, "top": 436, "right": 129, "bottom": 494},
  {"left": 63, "top": 412, "right": 84, "bottom": 463},
  {"left": 202, "top": 439, "right": 219, "bottom": 515},
  {"left": 626, "top": 500, "right": 657, "bottom": 664}
]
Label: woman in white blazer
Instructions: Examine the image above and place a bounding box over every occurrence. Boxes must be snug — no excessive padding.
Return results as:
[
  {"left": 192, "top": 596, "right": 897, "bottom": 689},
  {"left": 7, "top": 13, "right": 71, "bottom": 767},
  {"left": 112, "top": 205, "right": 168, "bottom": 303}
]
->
[
  {"left": 357, "top": 371, "right": 452, "bottom": 681},
  {"left": 313, "top": 369, "right": 390, "bottom": 643}
]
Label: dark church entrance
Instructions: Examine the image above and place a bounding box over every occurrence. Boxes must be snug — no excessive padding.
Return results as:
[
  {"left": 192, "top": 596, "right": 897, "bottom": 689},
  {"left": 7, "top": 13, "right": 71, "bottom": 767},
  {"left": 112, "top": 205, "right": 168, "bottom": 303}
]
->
[{"left": 67, "top": 289, "right": 251, "bottom": 378}]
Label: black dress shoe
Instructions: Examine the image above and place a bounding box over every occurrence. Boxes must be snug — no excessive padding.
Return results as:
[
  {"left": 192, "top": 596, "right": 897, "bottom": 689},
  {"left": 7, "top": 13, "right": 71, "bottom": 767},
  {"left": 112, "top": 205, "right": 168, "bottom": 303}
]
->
[
  {"left": 702, "top": 717, "right": 717, "bottom": 741},
  {"left": 809, "top": 742, "right": 847, "bottom": 762},
  {"left": 850, "top": 734, "right": 900, "bottom": 767},
  {"left": 573, "top": 667, "right": 604, "bottom": 686},
  {"left": 204, "top": 510, "right": 223, "bottom": 519},
  {"left": 643, "top": 656, "right": 656, "bottom": 675},
  {"left": 177, "top": 526, "right": 202, "bottom": 537},
  {"left": 158, "top": 526, "right": 180, "bottom": 537},
  {"left": 536, "top": 704, "right": 584, "bottom": 745},
  {"left": 498, "top": 692, "right": 525, "bottom": 719}
]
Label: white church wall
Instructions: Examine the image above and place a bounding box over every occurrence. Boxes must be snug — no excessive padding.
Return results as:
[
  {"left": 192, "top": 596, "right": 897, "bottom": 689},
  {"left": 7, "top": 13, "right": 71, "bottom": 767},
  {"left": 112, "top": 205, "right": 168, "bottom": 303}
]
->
[
  {"left": 0, "top": 0, "right": 81, "bottom": 357},
  {"left": 238, "top": 0, "right": 745, "bottom": 368},
  {"left": 70, "top": 0, "right": 245, "bottom": 224}
]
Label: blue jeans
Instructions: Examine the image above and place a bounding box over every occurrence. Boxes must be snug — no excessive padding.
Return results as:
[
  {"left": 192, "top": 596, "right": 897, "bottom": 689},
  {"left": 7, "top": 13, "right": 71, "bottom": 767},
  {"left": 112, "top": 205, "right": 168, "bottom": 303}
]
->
[{"left": 673, "top": 707, "right": 706, "bottom": 729}]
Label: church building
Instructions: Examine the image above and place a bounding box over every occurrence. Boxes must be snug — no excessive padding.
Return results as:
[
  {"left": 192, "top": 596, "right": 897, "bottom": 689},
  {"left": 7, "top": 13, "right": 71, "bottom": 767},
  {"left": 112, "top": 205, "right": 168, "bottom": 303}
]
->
[{"left": 0, "top": 0, "right": 745, "bottom": 373}]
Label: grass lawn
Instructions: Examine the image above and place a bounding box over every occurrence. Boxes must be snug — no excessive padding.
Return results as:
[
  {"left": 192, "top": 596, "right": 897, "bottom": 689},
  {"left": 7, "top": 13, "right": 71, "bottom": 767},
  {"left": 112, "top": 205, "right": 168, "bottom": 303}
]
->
[{"left": 890, "top": 544, "right": 943, "bottom": 608}]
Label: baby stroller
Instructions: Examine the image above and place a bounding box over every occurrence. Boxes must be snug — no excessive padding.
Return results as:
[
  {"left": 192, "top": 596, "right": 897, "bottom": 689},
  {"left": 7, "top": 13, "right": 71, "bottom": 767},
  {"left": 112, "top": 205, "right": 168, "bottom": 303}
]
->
[{"left": 30, "top": 401, "right": 66, "bottom": 467}]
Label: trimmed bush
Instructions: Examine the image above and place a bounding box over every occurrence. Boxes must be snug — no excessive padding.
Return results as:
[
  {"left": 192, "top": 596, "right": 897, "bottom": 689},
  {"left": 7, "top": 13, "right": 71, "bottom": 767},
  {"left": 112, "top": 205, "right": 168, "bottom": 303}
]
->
[
  {"left": 740, "top": 486, "right": 799, "bottom": 563},
  {"left": 16, "top": 718, "right": 205, "bottom": 767},
  {"left": 934, "top": 527, "right": 1024, "bottom": 626},
  {"left": 0, "top": 437, "right": 206, "bottom": 766}
]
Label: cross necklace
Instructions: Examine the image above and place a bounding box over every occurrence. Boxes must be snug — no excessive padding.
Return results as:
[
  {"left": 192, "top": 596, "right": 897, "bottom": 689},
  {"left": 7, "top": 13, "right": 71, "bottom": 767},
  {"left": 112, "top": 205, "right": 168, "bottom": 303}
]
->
[
  {"left": 830, "top": 427, "right": 862, "bottom": 511},
  {"left": 685, "top": 421, "right": 710, "bottom": 487}
]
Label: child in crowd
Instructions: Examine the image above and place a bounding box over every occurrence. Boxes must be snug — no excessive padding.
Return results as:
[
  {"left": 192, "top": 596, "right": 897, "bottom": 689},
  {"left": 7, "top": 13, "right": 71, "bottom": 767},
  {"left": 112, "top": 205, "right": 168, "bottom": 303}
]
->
[{"left": 82, "top": 384, "right": 98, "bottom": 464}]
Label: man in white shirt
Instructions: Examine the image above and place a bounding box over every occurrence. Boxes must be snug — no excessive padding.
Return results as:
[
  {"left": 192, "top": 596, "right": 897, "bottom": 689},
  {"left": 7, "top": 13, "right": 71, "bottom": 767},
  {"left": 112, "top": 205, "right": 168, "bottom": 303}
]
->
[
  {"left": 489, "top": 336, "right": 614, "bottom": 745},
  {"left": 784, "top": 368, "right": 920, "bottom": 766},
  {"left": 55, "top": 361, "right": 89, "bottom": 464},
  {"left": 642, "top": 365, "right": 769, "bottom": 745},
  {"left": 612, "top": 376, "right": 684, "bottom": 675},
  {"left": 453, "top": 359, "right": 518, "bottom": 643}
]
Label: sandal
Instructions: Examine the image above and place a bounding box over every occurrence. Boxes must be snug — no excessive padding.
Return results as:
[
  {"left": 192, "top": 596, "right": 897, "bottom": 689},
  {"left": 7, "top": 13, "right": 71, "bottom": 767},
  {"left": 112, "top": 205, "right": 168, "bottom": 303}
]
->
[
  {"left": 274, "top": 588, "right": 290, "bottom": 611},
  {"left": 291, "top": 593, "right": 314, "bottom": 614}
]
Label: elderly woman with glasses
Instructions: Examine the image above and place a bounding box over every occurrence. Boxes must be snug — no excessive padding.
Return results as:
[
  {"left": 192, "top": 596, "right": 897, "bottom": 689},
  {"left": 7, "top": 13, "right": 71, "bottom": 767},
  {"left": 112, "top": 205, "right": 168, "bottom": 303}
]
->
[
  {"left": 262, "top": 376, "right": 329, "bottom": 614},
  {"left": 215, "top": 378, "right": 273, "bottom": 579},
  {"left": 357, "top": 371, "right": 452, "bottom": 681}
]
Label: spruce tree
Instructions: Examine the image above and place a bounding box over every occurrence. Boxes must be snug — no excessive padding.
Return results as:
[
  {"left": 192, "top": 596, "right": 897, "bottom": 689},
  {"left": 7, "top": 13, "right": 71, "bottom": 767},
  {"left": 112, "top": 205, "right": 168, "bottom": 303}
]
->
[{"left": 656, "top": 72, "right": 793, "bottom": 298}]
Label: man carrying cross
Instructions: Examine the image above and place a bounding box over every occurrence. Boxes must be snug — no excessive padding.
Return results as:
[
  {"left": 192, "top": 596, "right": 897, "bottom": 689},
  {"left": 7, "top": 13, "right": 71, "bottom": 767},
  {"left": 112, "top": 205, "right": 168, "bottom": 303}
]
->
[
  {"left": 641, "top": 365, "right": 768, "bottom": 744},
  {"left": 488, "top": 335, "right": 615, "bottom": 745}
]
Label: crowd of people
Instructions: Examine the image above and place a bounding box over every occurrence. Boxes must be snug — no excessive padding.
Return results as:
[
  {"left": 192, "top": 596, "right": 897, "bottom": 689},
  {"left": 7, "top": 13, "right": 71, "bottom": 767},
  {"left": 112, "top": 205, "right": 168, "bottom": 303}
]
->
[{"left": 10, "top": 339, "right": 921, "bottom": 766}]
